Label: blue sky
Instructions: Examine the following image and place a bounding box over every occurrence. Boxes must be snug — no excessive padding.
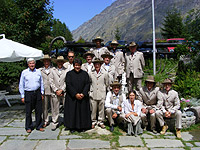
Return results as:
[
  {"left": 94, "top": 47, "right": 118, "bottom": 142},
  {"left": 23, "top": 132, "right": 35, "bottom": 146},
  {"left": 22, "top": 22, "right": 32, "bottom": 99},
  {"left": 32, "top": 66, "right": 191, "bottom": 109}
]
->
[{"left": 51, "top": 0, "right": 115, "bottom": 31}]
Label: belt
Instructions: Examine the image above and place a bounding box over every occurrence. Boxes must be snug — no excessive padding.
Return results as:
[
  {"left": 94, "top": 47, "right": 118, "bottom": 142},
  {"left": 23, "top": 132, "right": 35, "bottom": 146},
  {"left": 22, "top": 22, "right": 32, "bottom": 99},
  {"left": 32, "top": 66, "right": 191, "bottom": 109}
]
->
[{"left": 25, "top": 87, "right": 40, "bottom": 93}]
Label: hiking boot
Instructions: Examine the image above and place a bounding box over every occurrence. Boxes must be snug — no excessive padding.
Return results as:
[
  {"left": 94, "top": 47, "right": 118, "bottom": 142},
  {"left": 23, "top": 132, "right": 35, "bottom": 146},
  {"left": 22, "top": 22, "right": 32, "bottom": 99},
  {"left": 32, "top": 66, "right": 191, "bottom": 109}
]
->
[
  {"left": 160, "top": 125, "right": 168, "bottom": 135},
  {"left": 176, "top": 129, "right": 181, "bottom": 138}
]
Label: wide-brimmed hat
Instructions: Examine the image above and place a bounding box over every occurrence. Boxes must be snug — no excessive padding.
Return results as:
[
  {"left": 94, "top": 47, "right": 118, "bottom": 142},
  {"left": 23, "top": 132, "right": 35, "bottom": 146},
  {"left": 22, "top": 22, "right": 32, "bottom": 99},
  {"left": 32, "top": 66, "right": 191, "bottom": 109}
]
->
[
  {"left": 129, "top": 41, "right": 137, "bottom": 47},
  {"left": 162, "top": 78, "right": 174, "bottom": 84},
  {"left": 92, "top": 58, "right": 104, "bottom": 64},
  {"left": 110, "top": 40, "right": 119, "bottom": 45},
  {"left": 92, "top": 36, "right": 104, "bottom": 42},
  {"left": 101, "top": 52, "right": 113, "bottom": 59},
  {"left": 83, "top": 51, "right": 95, "bottom": 59},
  {"left": 145, "top": 75, "right": 156, "bottom": 83},
  {"left": 52, "top": 56, "right": 67, "bottom": 63},
  {"left": 40, "top": 54, "right": 51, "bottom": 61},
  {"left": 110, "top": 81, "right": 122, "bottom": 87}
]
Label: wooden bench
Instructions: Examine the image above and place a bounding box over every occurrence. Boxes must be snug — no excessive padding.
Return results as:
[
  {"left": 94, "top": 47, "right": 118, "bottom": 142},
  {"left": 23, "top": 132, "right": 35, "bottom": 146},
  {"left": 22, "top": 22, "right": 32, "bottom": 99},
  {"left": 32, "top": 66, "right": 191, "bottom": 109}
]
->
[{"left": 0, "top": 90, "right": 11, "bottom": 107}]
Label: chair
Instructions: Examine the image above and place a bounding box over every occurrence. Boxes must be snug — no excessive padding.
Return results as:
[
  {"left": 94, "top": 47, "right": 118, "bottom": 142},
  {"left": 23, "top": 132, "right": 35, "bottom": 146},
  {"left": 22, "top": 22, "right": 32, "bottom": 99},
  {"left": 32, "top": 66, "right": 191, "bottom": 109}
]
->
[{"left": 0, "top": 90, "right": 11, "bottom": 107}]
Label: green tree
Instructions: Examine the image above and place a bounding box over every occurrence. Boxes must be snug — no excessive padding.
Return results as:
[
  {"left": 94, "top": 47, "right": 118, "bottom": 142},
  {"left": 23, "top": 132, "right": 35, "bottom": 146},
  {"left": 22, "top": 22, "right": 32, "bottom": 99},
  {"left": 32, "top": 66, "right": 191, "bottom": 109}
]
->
[
  {"left": 161, "top": 8, "right": 185, "bottom": 39},
  {"left": 51, "top": 19, "right": 73, "bottom": 41},
  {"left": 40, "top": 19, "right": 73, "bottom": 54},
  {"left": 185, "top": 9, "right": 200, "bottom": 41},
  {"left": 76, "top": 36, "right": 85, "bottom": 43},
  {"left": 0, "top": 0, "right": 53, "bottom": 48},
  {"left": 114, "top": 27, "right": 121, "bottom": 40}
]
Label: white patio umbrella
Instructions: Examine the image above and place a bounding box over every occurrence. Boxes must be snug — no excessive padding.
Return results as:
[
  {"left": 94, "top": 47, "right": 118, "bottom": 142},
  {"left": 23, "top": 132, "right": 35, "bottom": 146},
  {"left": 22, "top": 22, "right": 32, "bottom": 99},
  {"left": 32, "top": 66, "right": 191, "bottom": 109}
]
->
[{"left": 0, "top": 34, "right": 44, "bottom": 62}]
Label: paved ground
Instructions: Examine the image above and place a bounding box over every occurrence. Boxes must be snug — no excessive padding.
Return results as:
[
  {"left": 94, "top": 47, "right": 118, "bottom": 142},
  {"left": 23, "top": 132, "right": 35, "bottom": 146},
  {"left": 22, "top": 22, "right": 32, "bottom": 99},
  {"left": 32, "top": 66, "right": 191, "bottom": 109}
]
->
[{"left": 0, "top": 98, "right": 200, "bottom": 150}]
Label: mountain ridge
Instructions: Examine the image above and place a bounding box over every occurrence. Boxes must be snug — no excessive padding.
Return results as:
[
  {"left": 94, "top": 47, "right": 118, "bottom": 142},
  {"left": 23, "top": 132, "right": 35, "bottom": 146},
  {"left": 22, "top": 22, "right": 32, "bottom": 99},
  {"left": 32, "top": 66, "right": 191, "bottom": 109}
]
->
[{"left": 72, "top": 0, "right": 200, "bottom": 42}]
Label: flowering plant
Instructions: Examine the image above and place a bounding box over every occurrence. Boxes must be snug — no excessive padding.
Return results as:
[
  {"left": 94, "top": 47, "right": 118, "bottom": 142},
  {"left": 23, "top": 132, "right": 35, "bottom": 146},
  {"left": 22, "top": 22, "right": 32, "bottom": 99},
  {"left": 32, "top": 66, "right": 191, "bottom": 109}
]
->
[{"left": 180, "top": 98, "right": 191, "bottom": 110}]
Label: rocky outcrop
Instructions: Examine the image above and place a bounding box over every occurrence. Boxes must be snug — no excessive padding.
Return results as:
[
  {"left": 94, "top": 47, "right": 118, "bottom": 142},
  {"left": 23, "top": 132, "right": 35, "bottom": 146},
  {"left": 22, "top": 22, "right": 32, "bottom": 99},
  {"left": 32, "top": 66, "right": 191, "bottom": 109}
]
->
[{"left": 72, "top": 0, "right": 200, "bottom": 42}]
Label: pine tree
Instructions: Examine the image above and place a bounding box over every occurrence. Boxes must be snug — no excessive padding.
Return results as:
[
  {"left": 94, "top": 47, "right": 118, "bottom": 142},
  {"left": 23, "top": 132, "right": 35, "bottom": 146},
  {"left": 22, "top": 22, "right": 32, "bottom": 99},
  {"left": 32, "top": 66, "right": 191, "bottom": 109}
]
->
[{"left": 161, "top": 8, "right": 185, "bottom": 39}]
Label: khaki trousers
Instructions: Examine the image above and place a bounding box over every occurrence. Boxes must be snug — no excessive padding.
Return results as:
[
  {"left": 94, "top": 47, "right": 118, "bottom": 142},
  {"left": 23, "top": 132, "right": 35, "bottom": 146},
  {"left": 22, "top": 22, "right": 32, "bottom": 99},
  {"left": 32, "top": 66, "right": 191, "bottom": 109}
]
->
[
  {"left": 51, "top": 95, "right": 64, "bottom": 126},
  {"left": 156, "top": 110, "right": 182, "bottom": 129},
  {"left": 91, "top": 99, "right": 105, "bottom": 125},
  {"left": 127, "top": 73, "right": 142, "bottom": 91},
  {"left": 105, "top": 108, "right": 125, "bottom": 126},
  {"left": 42, "top": 95, "right": 51, "bottom": 124},
  {"left": 140, "top": 110, "right": 157, "bottom": 130}
]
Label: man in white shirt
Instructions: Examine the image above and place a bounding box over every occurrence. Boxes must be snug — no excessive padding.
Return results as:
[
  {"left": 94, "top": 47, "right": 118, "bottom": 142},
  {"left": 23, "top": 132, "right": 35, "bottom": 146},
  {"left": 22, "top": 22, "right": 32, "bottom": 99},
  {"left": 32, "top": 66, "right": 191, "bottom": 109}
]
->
[
  {"left": 105, "top": 81, "right": 125, "bottom": 132},
  {"left": 81, "top": 51, "right": 95, "bottom": 73},
  {"left": 63, "top": 51, "right": 75, "bottom": 72}
]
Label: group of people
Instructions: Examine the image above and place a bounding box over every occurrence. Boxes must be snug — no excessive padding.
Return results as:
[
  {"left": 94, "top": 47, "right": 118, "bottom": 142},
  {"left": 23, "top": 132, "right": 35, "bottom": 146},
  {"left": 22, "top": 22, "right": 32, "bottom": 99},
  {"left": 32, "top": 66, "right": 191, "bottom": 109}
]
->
[{"left": 19, "top": 36, "right": 182, "bottom": 138}]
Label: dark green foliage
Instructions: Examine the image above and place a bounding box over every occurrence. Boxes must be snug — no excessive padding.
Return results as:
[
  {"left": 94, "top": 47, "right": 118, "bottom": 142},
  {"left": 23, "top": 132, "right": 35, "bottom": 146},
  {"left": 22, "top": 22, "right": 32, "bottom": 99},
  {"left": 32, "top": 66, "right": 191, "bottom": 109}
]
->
[
  {"left": 185, "top": 9, "right": 200, "bottom": 40},
  {"left": 76, "top": 36, "right": 85, "bottom": 43},
  {"left": 161, "top": 8, "right": 185, "bottom": 39},
  {"left": 51, "top": 19, "right": 73, "bottom": 41},
  {"left": 0, "top": 62, "right": 26, "bottom": 89},
  {"left": 0, "top": 0, "right": 53, "bottom": 48},
  {"left": 173, "top": 45, "right": 190, "bottom": 60},
  {"left": 174, "top": 70, "right": 200, "bottom": 99},
  {"left": 114, "top": 27, "right": 121, "bottom": 41}
]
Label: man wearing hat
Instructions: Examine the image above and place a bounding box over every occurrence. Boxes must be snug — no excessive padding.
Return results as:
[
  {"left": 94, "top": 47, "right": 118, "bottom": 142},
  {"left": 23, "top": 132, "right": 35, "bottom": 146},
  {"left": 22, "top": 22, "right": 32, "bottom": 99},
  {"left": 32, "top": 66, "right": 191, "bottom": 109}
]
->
[
  {"left": 49, "top": 56, "right": 68, "bottom": 131},
  {"left": 63, "top": 51, "right": 75, "bottom": 72},
  {"left": 101, "top": 52, "right": 116, "bottom": 84},
  {"left": 88, "top": 58, "right": 109, "bottom": 129},
  {"left": 109, "top": 40, "right": 125, "bottom": 81},
  {"left": 125, "top": 41, "right": 145, "bottom": 91},
  {"left": 156, "top": 78, "right": 182, "bottom": 138},
  {"left": 105, "top": 81, "right": 126, "bottom": 132},
  {"left": 39, "top": 54, "right": 53, "bottom": 127},
  {"left": 139, "top": 76, "right": 162, "bottom": 133},
  {"left": 90, "top": 36, "right": 110, "bottom": 60},
  {"left": 19, "top": 58, "right": 44, "bottom": 133},
  {"left": 81, "top": 51, "right": 95, "bottom": 73}
]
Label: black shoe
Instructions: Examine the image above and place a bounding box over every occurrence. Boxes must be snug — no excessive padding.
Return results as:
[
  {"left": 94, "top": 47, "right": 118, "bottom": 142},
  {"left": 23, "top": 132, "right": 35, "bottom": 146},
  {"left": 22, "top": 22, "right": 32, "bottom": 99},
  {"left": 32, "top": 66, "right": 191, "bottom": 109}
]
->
[{"left": 110, "top": 125, "right": 114, "bottom": 132}]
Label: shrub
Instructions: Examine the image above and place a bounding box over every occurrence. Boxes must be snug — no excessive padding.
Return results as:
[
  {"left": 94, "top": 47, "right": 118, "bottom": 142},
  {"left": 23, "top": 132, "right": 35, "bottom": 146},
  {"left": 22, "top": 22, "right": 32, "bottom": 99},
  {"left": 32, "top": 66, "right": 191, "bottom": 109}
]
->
[
  {"left": 174, "top": 70, "right": 200, "bottom": 99},
  {"left": 0, "top": 62, "right": 26, "bottom": 91}
]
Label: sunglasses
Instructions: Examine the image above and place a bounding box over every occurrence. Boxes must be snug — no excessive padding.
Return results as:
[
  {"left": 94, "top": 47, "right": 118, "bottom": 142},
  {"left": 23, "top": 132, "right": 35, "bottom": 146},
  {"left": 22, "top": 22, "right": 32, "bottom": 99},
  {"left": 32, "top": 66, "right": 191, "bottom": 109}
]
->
[{"left": 68, "top": 56, "right": 74, "bottom": 58}]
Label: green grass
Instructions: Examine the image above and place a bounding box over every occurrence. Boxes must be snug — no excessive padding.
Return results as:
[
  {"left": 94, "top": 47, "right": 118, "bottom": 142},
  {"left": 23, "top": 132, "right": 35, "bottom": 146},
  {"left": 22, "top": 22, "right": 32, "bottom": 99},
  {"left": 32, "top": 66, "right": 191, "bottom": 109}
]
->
[{"left": 181, "top": 123, "right": 200, "bottom": 131}]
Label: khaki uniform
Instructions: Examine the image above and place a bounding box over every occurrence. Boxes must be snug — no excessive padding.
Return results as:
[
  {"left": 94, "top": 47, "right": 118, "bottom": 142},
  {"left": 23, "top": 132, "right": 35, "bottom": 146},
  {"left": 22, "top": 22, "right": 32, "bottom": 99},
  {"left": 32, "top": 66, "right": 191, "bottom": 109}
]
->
[
  {"left": 157, "top": 89, "right": 182, "bottom": 129},
  {"left": 81, "top": 63, "right": 94, "bottom": 73},
  {"left": 39, "top": 66, "right": 53, "bottom": 125},
  {"left": 105, "top": 91, "right": 125, "bottom": 126},
  {"left": 125, "top": 51, "right": 145, "bottom": 91},
  {"left": 89, "top": 69, "right": 109, "bottom": 125},
  {"left": 101, "top": 63, "right": 116, "bottom": 84},
  {"left": 63, "top": 62, "right": 74, "bottom": 72},
  {"left": 139, "top": 86, "right": 163, "bottom": 130},
  {"left": 90, "top": 47, "right": 110, "bottom": 60},
  {"left": 110, "top": 50, "right": 125, "bottom": 77},
  {"left": 49, "top": 67, "right": 68, "bottom": 126}
]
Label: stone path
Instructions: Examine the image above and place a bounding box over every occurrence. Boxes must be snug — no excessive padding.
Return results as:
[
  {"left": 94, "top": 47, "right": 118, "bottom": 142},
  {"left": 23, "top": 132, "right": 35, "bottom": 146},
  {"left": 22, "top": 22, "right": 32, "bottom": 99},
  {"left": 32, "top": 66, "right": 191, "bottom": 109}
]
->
[{"left": 0, "top": 101, "right": 200, "bottom": 150}]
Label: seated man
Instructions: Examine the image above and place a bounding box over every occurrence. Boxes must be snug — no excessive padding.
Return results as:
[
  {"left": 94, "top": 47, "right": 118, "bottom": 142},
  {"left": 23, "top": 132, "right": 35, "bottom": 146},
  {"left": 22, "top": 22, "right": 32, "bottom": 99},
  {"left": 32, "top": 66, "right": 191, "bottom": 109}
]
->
[
  {"left": 139, "top": 76, "right": 162, "bottom": 133},
  {"left": 156, "top": 78, "right": 182, "bottom": 138},
  {"left": 105, "top": 81, "right": 125, "bottom": 132}
]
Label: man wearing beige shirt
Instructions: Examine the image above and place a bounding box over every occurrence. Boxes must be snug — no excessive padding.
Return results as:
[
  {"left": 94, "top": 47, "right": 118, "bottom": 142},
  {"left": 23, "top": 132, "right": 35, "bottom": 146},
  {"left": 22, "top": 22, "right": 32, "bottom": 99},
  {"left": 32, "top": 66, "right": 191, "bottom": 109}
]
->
[
  {"left": 39, "top": 55, "right": 53, "bottom": 128},
  {"left": 125, "top": 42, "right": 145, "bottom": 91},
  {"left": 90, "top": 36, "right": 110, "bottom": 60},
  {"left": 156, "top": 78, "right": 182, "bottom": 138},
  {"left": 49, "top": 56, "right": 68, "bottom": 131},
  {"left": 89, "top": 58, "right": 109, "bottom": 129}
]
